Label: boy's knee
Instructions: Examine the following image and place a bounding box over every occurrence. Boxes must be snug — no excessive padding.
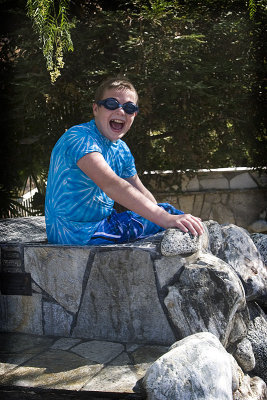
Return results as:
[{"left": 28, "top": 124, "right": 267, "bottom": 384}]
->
[{"left": 158, "top": 203, "right": 184, "bottom": 215}]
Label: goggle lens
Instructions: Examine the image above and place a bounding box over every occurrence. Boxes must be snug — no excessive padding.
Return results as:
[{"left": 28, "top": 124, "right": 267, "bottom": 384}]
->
[{"left": 97, "top": 98, "right": 139, "bottom": 115}]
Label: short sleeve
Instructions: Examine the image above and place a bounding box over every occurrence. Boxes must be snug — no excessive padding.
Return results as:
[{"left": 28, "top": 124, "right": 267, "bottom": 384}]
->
[
  {"left": 120, "top": 142, "right": 137, "bottom": 179},
  {"left": 65, "top": 126, "right": 102, "bottom": 164}
]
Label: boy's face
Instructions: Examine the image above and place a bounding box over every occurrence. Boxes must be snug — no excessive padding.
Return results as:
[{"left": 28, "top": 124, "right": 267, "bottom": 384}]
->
[{"left": 93, "top": 88, "right": 138, "bottom": 142}]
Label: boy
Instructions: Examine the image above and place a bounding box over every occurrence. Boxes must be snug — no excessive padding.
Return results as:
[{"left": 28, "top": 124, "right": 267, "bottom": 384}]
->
[{"left": 45, "top": 77, "right": 204, "bottom": 245}]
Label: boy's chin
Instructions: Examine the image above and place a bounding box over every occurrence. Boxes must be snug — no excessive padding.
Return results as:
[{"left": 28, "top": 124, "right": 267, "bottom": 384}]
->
[{"left": 104, "top": 129, "right": 126, "bottom": 142}]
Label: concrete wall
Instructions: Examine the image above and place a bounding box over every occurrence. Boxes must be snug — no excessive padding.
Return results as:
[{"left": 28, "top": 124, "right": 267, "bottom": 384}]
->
[{"left": 141, "top": 168, "right": 267, "bottom": 230}]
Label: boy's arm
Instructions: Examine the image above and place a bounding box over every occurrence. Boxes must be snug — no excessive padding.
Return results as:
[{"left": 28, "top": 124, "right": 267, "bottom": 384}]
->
[
  {"left": 124, "top": 174, "right": 157, "bottom": 204},
  {"left": 77, "top": 152, "right": 203, "bottom": 236}
]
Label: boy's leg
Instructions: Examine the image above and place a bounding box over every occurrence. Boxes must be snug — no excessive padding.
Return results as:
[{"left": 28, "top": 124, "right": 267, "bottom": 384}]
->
[
  {"left": 130, "top": 202, "right": 184, "bottom": 239},
  {"left": 88, "top": 209, "right": 144, "bottom": 245},
  {"left": 88, "top": 203, "right": 184, "bottom": 245}
]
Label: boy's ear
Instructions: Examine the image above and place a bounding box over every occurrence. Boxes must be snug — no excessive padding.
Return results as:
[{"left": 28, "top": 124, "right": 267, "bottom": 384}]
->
[{"left": 92, "top": 103, "right": 98, "bottom": 116}]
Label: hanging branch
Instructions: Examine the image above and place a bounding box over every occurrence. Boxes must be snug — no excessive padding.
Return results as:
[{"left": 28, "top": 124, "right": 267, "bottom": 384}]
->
[
  {"left": 26, "top": 0, "right": 75, "bottom": 83},
  {"left": 248, "top": 0, "right": 257, "bottom": 19}
]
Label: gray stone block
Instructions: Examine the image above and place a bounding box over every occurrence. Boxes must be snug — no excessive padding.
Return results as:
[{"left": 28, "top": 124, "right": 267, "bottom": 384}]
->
[
  {"left": 81, "top": 351, "right": 138, "bottom": 393},
  {"left": 72, "top": 249, "right": 175, "bottom": 344},
  {"left": 24, "top": 246, "right": 90, "bottom": 313},
  {"left": 230, "top": 172, "right": 258, "bottom": 189},
  {"left": 0, "top": 349, "right": 103, "bottom": 390},
  {"left": 155, "top": 255, "right": 186, "bottom": 289}
]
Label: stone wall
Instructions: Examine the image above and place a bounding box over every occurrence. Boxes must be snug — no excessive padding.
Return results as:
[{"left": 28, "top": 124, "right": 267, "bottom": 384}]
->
[{"left": 141, "top": 167, "right": 267, "bottom": 230}]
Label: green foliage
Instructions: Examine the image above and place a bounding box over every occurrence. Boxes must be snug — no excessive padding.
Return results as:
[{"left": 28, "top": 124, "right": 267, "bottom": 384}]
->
[
  {"left": 0, "top": 0, "right": 266, "bottom": 217},
  {"left": 26, "top": 0, "right": 75, "bottom": 82}
]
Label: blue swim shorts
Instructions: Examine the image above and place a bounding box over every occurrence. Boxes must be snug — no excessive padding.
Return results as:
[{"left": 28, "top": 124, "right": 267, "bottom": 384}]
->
[{"left": 88, "top": 202, "right": 184, "bottom": 245}]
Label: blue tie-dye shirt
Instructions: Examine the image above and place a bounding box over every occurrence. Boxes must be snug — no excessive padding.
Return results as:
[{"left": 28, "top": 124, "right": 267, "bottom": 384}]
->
[{"left": 45, "top": 120, "right": 137, "bottom": 244}]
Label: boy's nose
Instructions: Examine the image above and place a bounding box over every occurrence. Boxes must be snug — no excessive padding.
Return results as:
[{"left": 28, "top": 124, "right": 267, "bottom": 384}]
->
[{"left": 115, "top": 106, "right": 126, "bottom": 115}]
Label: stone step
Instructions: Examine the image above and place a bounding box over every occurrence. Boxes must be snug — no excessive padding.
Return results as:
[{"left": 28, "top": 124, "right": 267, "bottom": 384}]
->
[{"left": 0, "top": 332, "right": 169, "bottom": 399}]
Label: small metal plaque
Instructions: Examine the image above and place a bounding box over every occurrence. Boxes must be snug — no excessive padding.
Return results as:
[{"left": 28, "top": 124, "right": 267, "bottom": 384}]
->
[
  {"left": 1, "top": 244, "right": 23, "bottom": 272},
  {"left": 0, "top": 272, "right": 32, "bottom": 296}
]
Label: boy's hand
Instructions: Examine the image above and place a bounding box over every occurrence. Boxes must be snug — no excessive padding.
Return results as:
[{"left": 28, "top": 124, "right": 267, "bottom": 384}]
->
[{"left": 164, "top": 213, "right": 204, "bottom": 236}]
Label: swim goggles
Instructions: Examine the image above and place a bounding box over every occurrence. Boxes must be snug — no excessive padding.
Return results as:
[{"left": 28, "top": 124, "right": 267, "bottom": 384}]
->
[{"left": 96, "top": 97, "right": 139, "bottom": 115}]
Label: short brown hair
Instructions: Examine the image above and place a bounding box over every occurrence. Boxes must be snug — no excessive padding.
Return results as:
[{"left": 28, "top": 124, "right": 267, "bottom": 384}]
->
[{"left": 94, "top": 77, "right": 138, "bottom": 103}]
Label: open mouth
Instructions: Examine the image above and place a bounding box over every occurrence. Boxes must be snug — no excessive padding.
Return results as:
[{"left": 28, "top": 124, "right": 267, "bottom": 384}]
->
[{"left": 109, "top": 119, "right": 125, "bottom": 132}]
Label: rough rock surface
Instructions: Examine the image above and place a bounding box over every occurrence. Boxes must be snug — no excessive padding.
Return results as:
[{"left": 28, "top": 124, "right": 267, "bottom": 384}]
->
[
  {"left": 233, "top": 338, "right": 255, "bottom": 372},
  {"left": 143, "top": 332, "right": 267, "bottom": 400},
  {"left": 206, "top": 222, "right": 267, "bottom": 304},
  {"left": 163, "top": 253, "right": 247, "bottom": 348},
  {"left": 204, "top": 219, "right": 224, "bottom": 255},
  {"left": 251, "top": 233, "right": 267, "bottom": 266},
  {"left": 0, "top": 216, "right": 47, "bottom": 243},
  {"left": 233, "top": 374, "right": 267, "bottom": 400},
  {"left": 247, "top": 303, "right": 267, "bottom": 384},
  {"left": 160, "top": 227, "right": 208, "bottom": 256}
]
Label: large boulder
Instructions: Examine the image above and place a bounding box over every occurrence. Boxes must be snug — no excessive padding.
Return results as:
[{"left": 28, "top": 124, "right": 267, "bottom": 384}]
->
[
  {"left": 143, "top": 332, "right": 267, "bottom": 400},
  {"left": 143, "top": 332, "right": 235, "bottom": 400},
  {"left": 162, "top": 253, "right": 248, "bottom": 348}
]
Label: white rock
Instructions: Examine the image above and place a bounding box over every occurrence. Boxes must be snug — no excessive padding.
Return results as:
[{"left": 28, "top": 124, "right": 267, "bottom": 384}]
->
[{"left": 143, "top": 332, "right": 234, "bottom": 400}]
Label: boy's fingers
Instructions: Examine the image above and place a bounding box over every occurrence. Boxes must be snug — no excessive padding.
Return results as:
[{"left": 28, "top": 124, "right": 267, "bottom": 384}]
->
[{"left": 176, "top": 214, "right": 204, "bottom": 236}]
